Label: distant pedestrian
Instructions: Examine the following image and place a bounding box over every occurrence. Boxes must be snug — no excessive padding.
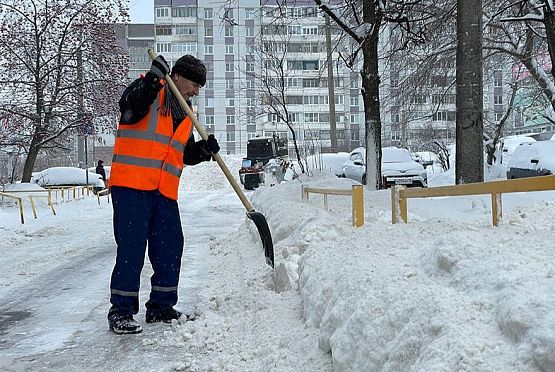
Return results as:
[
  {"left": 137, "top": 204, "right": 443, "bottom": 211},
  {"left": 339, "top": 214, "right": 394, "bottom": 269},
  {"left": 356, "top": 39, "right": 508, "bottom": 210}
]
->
[{"left": 95, "top": 160, "right": 106, "bottom": 182}]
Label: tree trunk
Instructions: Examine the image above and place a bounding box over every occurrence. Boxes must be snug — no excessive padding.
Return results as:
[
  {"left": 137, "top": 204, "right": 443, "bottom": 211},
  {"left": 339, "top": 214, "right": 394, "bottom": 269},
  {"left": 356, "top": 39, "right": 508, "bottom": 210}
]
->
[
  {"left": 456, "top": 0, "right": 483, "bottom": 184},
  {"left": 362, "top": 0, "right": 382, "bottom": 190},
  {"left": 544, "top": 5, "right": 555, "bottom": 83},
  {"left": 21, "top": 138, "right": 41, "bottom": 182}
]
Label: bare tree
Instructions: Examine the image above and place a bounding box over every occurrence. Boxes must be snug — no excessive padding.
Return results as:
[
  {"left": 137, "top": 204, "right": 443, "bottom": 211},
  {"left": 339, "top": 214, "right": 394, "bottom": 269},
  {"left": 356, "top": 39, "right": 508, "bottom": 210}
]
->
[
  {"left": 0, "top": 0, "right": 128, "bottom": 182},
  {"left": 245, "top": 9, "right": 307, "bottom": 173},
  {"left": 315, "top": 0, "right": 450, "bottom": 189},
  {"left": 485, "top": 1, "right": 555, "bottom": 112}
]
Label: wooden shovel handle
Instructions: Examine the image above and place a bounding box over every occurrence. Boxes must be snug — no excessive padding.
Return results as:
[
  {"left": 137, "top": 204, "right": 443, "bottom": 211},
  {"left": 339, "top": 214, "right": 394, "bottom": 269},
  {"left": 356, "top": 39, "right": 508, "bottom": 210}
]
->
[{"left": 147, "top": 49, "right": 254, "bottom": 212}]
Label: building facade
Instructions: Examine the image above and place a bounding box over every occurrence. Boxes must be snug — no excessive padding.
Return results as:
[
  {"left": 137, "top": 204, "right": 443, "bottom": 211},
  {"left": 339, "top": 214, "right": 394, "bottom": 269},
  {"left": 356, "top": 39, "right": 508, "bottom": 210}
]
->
[{"left": 138, "top": 0, "right": 365, "bottom": 155}]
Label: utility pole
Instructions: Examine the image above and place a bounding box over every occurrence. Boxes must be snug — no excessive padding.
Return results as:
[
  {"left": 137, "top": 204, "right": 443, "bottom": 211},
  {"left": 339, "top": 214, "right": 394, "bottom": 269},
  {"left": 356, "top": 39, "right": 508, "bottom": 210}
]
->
[
  {"left": 77, "top": 46, "right": 85, "bottom": 168},
  {"left": 325, "top": 13, "right": 337, "bottom": 153}
]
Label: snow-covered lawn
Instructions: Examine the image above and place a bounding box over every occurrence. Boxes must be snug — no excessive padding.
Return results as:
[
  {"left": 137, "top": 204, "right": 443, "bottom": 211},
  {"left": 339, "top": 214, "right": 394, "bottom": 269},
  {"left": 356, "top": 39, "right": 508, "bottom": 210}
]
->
[{"left": 1, "top": 156, "right": 554, "bottom": 371}]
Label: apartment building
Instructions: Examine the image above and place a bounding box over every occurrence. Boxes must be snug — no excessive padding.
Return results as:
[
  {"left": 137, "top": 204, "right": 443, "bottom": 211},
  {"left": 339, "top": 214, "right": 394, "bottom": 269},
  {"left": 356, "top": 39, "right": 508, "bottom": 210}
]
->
[{"left": 142, "top": 0, "right": 364, "bottom": 155}]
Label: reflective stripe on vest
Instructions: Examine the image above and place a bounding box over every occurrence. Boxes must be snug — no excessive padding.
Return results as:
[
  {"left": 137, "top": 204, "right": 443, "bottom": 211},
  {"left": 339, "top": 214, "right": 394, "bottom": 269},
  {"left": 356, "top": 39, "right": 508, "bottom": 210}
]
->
[{"left": 112, "top": 154, "right": 164, "bottom": 170}]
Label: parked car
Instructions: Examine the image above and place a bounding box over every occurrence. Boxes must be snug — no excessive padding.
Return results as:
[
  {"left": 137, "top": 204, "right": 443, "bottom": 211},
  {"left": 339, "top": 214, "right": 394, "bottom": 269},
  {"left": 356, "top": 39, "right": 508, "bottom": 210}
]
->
[
  {"left": 31, "top": 167, "right": 105, "bottom": 191},
  {"left": 499, "top": 135, "right": 536, "bottom": 166},
  {"left": 305, "top": 152, "right": 349, "bottom": 177},
  {"left": 342, "top": 147, "right": 428, "bottom": 187},
  {"left": 506, "top": 141, "right": 555, "bottom": 179}
]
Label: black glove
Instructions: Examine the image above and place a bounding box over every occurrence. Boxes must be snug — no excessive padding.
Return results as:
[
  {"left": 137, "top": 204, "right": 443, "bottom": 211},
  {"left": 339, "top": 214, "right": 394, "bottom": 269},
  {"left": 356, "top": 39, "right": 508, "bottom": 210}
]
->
[
  {"left": 205, "top": 134, "right": 220, "bottom": 154},
  {"left": 150, "top": 55, "right": 170, "bottom": 80}
]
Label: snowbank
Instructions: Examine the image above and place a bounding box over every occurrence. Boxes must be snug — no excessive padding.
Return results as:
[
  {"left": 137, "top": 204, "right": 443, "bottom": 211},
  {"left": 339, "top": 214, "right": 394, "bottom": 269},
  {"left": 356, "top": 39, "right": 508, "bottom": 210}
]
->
[{"left": 247, "top": 172, "right": 555, "bottom": 371}]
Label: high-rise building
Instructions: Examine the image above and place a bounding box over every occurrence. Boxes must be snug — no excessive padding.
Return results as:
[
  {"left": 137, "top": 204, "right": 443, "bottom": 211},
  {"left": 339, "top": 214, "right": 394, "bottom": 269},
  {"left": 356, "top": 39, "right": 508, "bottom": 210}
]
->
[{"left": 137, "top": 0, "right": 364, "bottom": 155}]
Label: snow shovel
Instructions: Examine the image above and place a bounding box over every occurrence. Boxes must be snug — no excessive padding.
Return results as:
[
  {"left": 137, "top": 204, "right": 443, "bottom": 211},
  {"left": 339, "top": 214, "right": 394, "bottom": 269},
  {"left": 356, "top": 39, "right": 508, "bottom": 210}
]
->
[{"left": 147, "top": 49, "right": 274, "bottom": 268}]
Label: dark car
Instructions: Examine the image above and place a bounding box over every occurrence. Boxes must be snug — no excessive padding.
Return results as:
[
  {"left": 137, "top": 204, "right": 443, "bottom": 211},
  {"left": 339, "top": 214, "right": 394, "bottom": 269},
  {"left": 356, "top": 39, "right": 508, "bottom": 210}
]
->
[{"left": 506, "top": 141, "right": 555, "bottom": 179}]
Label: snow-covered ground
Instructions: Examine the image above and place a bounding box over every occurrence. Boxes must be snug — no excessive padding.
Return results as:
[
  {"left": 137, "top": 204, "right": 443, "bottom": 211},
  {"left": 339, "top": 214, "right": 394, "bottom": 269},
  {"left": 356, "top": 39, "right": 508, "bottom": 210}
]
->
[{"left": 0, "top": 155, "right": 554, "bottom": 371}]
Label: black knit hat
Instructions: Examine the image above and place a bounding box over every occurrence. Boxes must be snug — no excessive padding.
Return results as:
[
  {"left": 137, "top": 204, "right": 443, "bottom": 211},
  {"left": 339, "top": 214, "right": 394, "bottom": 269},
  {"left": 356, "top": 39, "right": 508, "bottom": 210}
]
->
[{"left": 171, "top": 55, "right": 207, "bottom": 87}]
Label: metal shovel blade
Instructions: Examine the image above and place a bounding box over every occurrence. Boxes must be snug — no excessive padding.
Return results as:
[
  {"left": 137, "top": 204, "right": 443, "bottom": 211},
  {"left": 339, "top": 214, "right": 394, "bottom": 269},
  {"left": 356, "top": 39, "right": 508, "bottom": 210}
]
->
[{"left": 247, "top": 211, "right": 274, "bottom": 268}]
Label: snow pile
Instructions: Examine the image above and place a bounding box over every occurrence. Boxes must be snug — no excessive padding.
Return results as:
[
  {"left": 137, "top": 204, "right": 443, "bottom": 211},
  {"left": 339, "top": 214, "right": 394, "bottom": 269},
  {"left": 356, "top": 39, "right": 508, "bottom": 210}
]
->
[{"left": 246, "top": 172, "right": 555, "bottom": 371}]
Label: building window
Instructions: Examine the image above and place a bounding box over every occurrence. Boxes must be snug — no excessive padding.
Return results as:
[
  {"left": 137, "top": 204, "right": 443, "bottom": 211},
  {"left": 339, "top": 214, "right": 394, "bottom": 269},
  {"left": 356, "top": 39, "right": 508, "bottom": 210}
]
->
[
  {"left": 224, "top": 8, "right": 234, "bottom": 19},
  {"left": 246, "top": 44, "right": 254, "bottom": 54},
  {"left": 173, "top": 43, "right": 197, "bottom": 53},
  {"left": 390, "top": 113, "right": 399, "bottom": 123},
  {"left": 204, "top": 8, "right": 213, "bottom": 19},
  {"left": 433, "top": 111, "right": 447, "bottom": 121},
  {"left": 246, "top": 80, "right": 255, "bottom": 89},
  {"left": 205, "top": 27, "right": 213, "bottom": 37},
  {"left": 246, "top": 28, "right": 254, "bottom": 37},
  {"left": 226, "top": 80, "right": 234, "bottom": 89},
  {"left": 205, "top": 80, "right": 213, "bottom": 89},
  {"left": 155, "top": 26, "right": 172, "bottom": 36},
  {"left": 226, "top": 63, "right": 234, "bottom": 72},
  {"left": 227, "top": 132, "right": 235, "bottom": 141},
  {"left": 174, "top": 26, "right": 196, "bottom": 35},
  {"left": 156, "top": 43, "right": 171, "bottom": 53},
  {"left": 155, "top": 7, "right": 169, "bottom": 18},
  {"left": 226, "top": 99, "right": 235, "bottom": 107},
  {"left": 495, "top": 112, "right": 504, "bottom": 121},
  {"left": 246, "top": 97, "right": 254, "bottom": 107},
  {"left": 494, "top": 70, "right": 503, "bottom": 87},
  {"left": 302, "top": 26, "right": 318, "bottom": 35},
  {"left": 225, "top": 26, "right": 234, "bottom": 37},
  {"left": 204, "top": 45, "right": 213, "bottom": 55},
  {"left": 226, "top": 115, "right": 235, "bottom": 124},
  {"left": 350, "top": 96, "right": 359, "bottom": 106},
  {"left": 172, "top": 7, "right": 197, "bottom": 17},
  {"left": 288, "top": 25, "right": 302, "bottom": 35},
  {"left": 494, "top": 95, "right": 503, "bottom": 105},
  {"left": 205, "top": 97, "right": 214, "bottom": 107},
  {"left": 246, "top": 62, "right": 255, "bottom": 72},
  {"left": 225, "top": 45, "right": 234, "bottom": 54},
  {"left": 206, "top": 115, "right": 214, "bottom": 125},
  {"left": 246, "top": 8, "right": 255, "bottom": 19}
]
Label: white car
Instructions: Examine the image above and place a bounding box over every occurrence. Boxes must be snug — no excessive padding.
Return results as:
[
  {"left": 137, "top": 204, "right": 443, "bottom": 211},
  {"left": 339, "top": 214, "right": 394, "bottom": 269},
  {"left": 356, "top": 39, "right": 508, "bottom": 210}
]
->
[
  {"left": 342, "top": 147, "right": 428, "bottom": 188},
  {"left": 499, "top": 135, "right": 536, "bottom": 166},
  {"left": 31, "top": 167, "right": 105, "bottom": 189},
  {"left": 506, "top": 141, "right": 555, "bottom": 179}
]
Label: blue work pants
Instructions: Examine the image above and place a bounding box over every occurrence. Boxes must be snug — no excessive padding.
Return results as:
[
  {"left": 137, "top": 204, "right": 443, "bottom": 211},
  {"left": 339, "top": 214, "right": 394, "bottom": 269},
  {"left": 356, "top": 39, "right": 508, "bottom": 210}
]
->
[{"left": 109, "top": 186, "right": 184, "bottom": 317}]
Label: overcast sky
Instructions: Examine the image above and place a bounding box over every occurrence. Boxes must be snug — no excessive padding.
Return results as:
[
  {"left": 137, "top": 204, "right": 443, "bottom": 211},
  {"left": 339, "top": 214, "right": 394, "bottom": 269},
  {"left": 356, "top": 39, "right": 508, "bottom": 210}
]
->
[{"left": 128, "top": 0, "right": 154, "bottom": 23}]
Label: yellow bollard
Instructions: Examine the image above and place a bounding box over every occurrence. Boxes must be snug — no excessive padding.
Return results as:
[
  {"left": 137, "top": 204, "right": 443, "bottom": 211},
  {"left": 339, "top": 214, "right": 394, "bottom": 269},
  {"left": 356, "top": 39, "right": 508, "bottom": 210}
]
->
[{"left": 352, "top": 185, "right": 364, "bottom": 227}]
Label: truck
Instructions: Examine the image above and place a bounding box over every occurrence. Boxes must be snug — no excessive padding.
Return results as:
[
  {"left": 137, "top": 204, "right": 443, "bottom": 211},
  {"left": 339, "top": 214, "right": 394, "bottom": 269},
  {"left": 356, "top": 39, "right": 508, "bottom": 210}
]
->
[{"left": 239, "top": 136, "right": 288, "bottom": 190}]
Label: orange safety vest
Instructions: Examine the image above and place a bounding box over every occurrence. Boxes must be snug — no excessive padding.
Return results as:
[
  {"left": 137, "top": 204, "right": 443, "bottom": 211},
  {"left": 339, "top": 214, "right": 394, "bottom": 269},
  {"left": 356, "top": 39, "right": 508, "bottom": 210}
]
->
[{"left": 109, "top": 88, "right": 193, "bottom": 200}]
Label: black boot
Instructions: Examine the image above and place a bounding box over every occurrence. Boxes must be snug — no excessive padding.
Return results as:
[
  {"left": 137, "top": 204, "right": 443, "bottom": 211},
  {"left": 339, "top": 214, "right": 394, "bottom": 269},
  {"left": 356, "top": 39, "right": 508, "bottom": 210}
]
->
[
  {"left": 109, "top": 314, "right": 143, "bottom": 334},
  {"left": 146, "top": 308, "right": 192, "bottom": 323}
]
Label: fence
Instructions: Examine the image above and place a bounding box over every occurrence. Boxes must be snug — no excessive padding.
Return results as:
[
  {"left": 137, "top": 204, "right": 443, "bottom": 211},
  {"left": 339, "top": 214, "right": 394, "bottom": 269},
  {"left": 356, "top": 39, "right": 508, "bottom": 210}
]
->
[
  {"left": 391, "top": 175, "right": 555, "bottom": 225},
  {"left": 301, "top": 184, "right": 364, "bottom": 227},
  {"left": 0, "top": 185, "right": 100, "bottom": 224}
]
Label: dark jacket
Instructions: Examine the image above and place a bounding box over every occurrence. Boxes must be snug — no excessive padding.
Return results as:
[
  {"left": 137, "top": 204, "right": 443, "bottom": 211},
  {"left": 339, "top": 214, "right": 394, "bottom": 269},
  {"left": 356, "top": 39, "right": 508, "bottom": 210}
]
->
[
  {"left": 96, "top": 161, "right": 106, "bottom": 181},
  {"left": 119, "top": 72, "right": 211, "bottom": 165}
]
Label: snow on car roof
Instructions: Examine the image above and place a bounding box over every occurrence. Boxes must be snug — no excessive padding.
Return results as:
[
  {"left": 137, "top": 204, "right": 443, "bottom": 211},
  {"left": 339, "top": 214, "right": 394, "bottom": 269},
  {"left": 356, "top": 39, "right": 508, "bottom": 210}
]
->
[
  {"left": 31, "top": 167, "right": 105, "bottom": 187},
  {"left": 508, "top": 141, "right": 555, "bottom": 170}
]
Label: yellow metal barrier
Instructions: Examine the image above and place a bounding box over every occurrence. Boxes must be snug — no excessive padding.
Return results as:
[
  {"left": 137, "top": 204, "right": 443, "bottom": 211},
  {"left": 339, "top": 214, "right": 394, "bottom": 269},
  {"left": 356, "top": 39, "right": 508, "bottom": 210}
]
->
[
  {"left": 97, "top": 189, "right": 111, "bottom": 205},
  {"left": 3, "top": 190, "right": 57, "bottom": 217},
  {"left": 0, "top": 192, "right": 25, "bottom": 224},
  {"left": 391, "top": 175, "right": 555, "bottom": 225},
  {"left": 302, "top": 185, "right": 364, "bottom": 227}
]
